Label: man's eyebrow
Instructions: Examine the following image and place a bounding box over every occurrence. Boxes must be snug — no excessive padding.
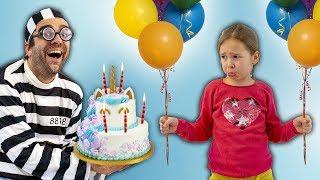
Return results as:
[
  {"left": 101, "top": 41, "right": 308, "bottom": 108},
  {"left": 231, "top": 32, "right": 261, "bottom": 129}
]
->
[
  {"left": 37, "top": 25, "right": 53, "bottom": 32},
  {"left": 37, "top": 24, "right": 69, "bottom": 32},
  {"left": 59, "top": 24, "right": 69, "bottom": 29}
]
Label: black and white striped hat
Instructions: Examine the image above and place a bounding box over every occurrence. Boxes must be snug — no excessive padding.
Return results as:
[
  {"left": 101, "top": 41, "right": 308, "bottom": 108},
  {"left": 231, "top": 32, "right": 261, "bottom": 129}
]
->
[{"left": 25, "top": 8, "right": 65, "bottom": 43}]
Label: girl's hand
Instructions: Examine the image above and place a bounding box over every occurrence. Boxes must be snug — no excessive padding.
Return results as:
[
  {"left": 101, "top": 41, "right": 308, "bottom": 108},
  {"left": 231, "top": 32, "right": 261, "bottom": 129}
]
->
[
  {"left": 159, "top": 116, "right": 179, "bottom": 135},
  {"left": 293, "top": 115, "right": 312, "bottom": 134}
]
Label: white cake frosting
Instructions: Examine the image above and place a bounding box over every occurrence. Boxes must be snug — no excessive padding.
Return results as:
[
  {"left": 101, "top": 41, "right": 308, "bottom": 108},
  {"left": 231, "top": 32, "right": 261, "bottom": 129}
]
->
[
  {"left": 77, "top": 87, "right": 150, "bottom": 160},
  {"left": 94, "top": 91, "right": 137, "bottom": 129}
]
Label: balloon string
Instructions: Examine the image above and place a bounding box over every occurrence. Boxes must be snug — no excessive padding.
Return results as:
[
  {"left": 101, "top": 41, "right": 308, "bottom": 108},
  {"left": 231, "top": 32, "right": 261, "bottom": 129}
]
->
[
  {"left": 164, "top": 70, "right": 169, "bottom": 165},
  {"left": 179, "top": 11, "right": 195, "bottom": 38},
  {"left": 288, "top": 11, "right": 292, "bottom": 30},
  {"left": 160, "top": 69, "right": 170, "bottom": 165},
  {"left": 276, "top": 10, "right": 286, "bottom": 36},
  {"left": 297, "top": 66, "right": 312, "bottom": 164},
  {"left": 302, "top": 68, "right": 307, "bottom": 165},
  {"left": 179, "top": 13, "right": 183, "bottom": 31},
  {"left": 184, "top": 12, "right": 195, "bottom": 38}
]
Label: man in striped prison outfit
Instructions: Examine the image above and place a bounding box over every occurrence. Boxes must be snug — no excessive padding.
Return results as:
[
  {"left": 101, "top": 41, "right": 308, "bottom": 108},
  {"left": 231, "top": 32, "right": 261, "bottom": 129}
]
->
[{"left": 0, "top": 7, "right": 124, "bottom": 180}]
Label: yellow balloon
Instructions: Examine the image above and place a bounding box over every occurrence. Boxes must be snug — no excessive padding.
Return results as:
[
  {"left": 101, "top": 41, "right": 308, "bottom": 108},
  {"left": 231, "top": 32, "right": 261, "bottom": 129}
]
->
[
  {"left": 114, "top": 0, "right": 158, "bottom": 39},
  {"left": 314, "top": 0, "right": 320, "bottom": 20}
]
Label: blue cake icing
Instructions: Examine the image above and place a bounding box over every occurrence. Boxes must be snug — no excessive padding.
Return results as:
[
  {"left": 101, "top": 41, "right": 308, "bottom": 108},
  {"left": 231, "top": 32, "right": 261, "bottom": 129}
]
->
[{"left": 96, "top": 93, "right": 129, "bottom": 105}]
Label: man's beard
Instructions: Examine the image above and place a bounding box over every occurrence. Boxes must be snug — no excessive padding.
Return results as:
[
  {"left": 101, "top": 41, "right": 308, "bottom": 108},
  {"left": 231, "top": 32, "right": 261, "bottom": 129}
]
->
[{"left": 31, "top": 45, "right": 67, "bottom": 78}]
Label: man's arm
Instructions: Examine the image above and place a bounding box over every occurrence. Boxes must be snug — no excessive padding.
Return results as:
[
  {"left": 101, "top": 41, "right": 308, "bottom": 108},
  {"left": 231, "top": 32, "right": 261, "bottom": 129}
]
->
[
  {"left": 62, "top": 103, "right": 82, "bottom": 152},
  {"left": 0, "top": 80, "right": 90, "bottom": 180}
]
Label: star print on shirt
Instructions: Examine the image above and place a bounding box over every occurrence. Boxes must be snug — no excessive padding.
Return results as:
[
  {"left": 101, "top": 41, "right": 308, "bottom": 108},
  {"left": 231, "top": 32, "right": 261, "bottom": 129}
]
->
[
  {"left": 232, "top": 100, "right": 239, "bottom": 107},
  {"left": 237, "top": 115, "right": 249, "bottom": 129},
  {"left": 224, "top": 110, "right": 235, "bottom": 120}
]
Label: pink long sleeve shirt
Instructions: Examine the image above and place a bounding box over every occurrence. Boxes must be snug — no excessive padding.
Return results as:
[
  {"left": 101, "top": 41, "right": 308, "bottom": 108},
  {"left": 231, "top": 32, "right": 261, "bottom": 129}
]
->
[{"left": 176, "top": 79, "right": 299, "bottom": 178}]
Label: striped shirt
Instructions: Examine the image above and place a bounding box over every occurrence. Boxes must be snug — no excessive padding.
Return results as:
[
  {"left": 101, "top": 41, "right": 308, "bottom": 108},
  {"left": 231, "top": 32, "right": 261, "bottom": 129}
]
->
[{"left": 0, "top": 59, "right": 90, "bottom": 180}]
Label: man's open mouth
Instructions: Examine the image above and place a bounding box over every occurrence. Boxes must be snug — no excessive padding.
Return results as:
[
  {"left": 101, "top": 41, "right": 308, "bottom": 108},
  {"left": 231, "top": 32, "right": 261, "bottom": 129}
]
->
[{"left": 47, "top": 50, "right": 63, "bottom": 59}]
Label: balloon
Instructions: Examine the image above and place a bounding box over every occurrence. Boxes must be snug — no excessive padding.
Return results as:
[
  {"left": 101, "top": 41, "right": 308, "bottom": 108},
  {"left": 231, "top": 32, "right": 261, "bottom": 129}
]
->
[
  {"left": 314, "top": 0, "right": 320, "bottom": 21},
  {"left": 273, "top": 0, "right": 299, "bottom": 7},
  {"left": 153, "top": 0, "right": 171, "bottom": 20},
  {"left": 266, "top": 1, "right": 308, "bottom": 40},
  {"left": 163, "top": 2, "right": 204, "bottom": 42},
  {"left": 114, "top": 0, "right": 158, "bottom": 39},
  {"left": 171, "top": 0, "right": 200, "bottom": 10},
  {"left": 301, "top": 0, "right": 316, "bottom": 18},
  {"left": 288, "top": 19, "right": 320, "bottom": 68},
  {"left": 138, "top": 21, "right": 183, "bottom": 69}
]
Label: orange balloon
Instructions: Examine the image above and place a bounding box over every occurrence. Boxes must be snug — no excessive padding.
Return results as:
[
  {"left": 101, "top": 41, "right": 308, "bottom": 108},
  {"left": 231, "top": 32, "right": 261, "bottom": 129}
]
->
[
  {"left": 138, "top": 21, "right": 183, "bottom": 70},
  {"left": 287, "top": 19, "right": 320, "bottom": 68}
]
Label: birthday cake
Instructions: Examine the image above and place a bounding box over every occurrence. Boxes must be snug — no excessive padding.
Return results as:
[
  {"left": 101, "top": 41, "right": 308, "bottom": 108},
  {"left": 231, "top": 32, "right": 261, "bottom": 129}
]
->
[{"left": 76, "top": 65, "right": 150, "bottom": 160}]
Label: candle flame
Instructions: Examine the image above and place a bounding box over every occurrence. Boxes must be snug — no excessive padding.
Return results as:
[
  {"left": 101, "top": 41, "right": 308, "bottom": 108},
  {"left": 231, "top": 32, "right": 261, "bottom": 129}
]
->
[
  {"left": 121, "top": 62, "right": 124, "bottom": 72},
  {"left": 143, "top": 93, "right": 146, "bottom": 103}
]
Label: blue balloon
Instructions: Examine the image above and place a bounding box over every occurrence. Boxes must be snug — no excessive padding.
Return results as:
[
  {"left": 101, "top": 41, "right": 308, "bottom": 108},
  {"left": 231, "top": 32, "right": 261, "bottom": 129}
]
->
[
  {"left": 266, "top": 1, "right": 308, "bottom": 40},
  {"left": 163, "top": 2, "right": 205, "bottom": 42}
]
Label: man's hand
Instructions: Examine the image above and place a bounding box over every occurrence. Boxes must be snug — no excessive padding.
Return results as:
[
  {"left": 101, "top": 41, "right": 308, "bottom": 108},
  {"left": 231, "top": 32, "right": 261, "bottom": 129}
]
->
[{"left": 91, "top": 164, "right": 129, "bottom": 175}]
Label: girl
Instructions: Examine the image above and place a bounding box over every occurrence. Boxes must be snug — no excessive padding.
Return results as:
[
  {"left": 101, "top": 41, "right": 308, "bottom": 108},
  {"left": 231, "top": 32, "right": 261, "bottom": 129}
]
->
[{"left": 159, "top": 23, "right": 312, "bottom": 180}]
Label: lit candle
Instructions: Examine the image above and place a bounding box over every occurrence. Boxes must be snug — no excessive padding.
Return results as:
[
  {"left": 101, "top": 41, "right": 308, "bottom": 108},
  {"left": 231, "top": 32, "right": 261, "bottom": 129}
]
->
[
  {"left": 102, "top": 64, "right": 108, "bottom": 94},
  {"left": 103, "top": 104, "right": 108, "bottom": 133},
  {"left": 141, "top": 93, "right": 146, "bottom": 124},
  {"left": 124, "top": 110, "right": 127, "bottom": 133},
  {"left": 119, "top": 62, "right": 124, "bottom": 93}
]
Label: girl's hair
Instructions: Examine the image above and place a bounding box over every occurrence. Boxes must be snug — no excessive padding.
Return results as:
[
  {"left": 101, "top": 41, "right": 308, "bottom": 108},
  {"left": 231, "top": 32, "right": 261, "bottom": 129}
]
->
[{"left": 217, "top": 23, "right": 259, "bottom": 55}]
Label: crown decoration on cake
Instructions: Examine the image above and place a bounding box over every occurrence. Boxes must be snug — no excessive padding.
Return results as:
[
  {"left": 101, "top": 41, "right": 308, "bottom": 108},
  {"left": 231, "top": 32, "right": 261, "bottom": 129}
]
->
[
  {"left": 95, "top": 63, "right": 128, "bottom": 102},
  {"left": 87, "top": 64, "right": 147, "bottom": 133}
]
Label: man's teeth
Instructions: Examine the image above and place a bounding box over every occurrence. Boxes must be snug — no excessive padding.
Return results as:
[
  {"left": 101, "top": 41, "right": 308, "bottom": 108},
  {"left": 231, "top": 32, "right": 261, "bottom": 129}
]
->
[
  {"left": 47, "top": 50, "right": 63, "bottom": 58},
  {"left": 48, "top": 50, "right": 62, "bottom": 55}
]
